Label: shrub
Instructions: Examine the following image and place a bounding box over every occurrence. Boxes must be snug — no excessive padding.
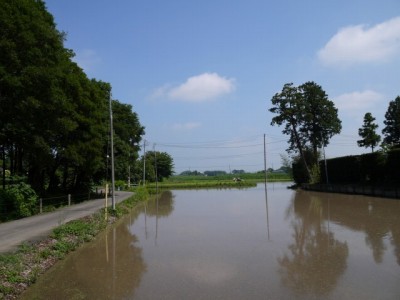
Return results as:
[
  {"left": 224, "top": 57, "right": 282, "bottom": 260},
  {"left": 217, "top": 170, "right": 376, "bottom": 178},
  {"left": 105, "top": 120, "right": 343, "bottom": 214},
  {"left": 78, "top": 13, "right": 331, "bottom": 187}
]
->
[
  {"left": 0, "top": 183, "right": 38, "bottom": 220},
  {"left": 115, "top": 180, "right": 126, "bottom": 190}
]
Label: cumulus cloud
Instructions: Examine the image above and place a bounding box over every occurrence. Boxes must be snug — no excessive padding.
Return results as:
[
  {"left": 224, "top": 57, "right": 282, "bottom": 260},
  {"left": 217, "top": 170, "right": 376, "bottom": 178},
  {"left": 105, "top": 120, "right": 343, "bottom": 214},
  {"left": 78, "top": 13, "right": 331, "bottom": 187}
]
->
[
  {"left": 171, "top": 122, "right": 201, "bottom": 131},
  {"left": 334, "top": 90, "right": 384, "bottom": 113},
  {"left": 153, "top": 73, "right": 236, "bottom": 102},
  {"left": 318, "top": 16, "right": 400, "bottom": 67}
]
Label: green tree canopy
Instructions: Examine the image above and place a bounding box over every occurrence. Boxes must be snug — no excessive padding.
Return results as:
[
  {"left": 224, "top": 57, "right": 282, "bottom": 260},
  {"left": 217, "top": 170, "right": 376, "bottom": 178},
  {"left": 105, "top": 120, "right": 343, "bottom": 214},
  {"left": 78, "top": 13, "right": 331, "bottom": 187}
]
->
[
  {"left": 357, "top": 112, "right": 381, "bottom": 152},
  {"left": 269, "top": 82, "right": 341, "bottom": 181},
  {"left": 111, "top": 100, "right": 145, "bottom": 181},
  {"left": 0, "top": 0, "right": 145, "bottom": 195},
  {"left": 138, "top": 151, "right": 174, "bottom": 183},
  {"left": 382, "top": 96, "right": 400, "bottom": 148}
]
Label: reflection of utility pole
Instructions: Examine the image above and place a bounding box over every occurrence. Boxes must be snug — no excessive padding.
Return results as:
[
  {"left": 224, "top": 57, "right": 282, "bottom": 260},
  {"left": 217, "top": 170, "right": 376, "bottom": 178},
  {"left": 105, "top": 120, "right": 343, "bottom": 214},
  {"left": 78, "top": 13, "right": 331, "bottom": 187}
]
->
[
  {"left": 265, "top": 181, "right": 270, "bottom": 240},
  {"left": 264, "top": 134, "right": 270, "bottom": 240},
  {"left": 112, "top": 227, "right": 116, "bottom": 299},
  {"left": 264, "top": 134, "right": 268, "bottom": 191},
  {"left": 155, "top": 192, "right": 159, "bottom": 246},
  {"left": 144, "top": 203, "right": 148, "bottom": 240}
]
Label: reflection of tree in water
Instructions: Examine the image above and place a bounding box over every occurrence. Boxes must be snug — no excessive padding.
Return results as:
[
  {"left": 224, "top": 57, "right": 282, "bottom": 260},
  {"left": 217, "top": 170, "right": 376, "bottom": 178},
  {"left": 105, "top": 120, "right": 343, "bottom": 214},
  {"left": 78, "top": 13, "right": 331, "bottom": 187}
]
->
[
  {"left": 278, "top": 193, "right": 348, "bottom": 297},
  {"left": 145, "top": 190, "right": 175, "bottom": 217},
  {"left": 23, "top": 218, "right": 147, "bottom": 299},
  {"left": 304, "top": 192, "right": 400, "bottom": 266},
  {"left": 391, "top": 225, "right": 400, "bottom": 265},
  {"left": 65, "top": 223, "right": 147, "bottom": 299},
  {"left": 362, "top": 200, "right": 400, "bottom": 265}
]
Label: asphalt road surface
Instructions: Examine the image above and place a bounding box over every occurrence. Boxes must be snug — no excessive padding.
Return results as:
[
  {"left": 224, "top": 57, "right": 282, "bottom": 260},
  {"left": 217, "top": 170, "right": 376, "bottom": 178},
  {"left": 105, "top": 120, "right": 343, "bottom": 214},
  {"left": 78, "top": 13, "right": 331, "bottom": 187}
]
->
[{"left": 0, "top": 191, "right": 133, "bottom": 253}]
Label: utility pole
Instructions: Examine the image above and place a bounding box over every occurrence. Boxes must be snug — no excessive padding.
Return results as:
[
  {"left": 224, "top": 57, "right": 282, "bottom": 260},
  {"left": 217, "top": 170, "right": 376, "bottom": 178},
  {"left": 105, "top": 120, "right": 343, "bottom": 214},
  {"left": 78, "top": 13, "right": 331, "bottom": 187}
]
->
[
  {"left": 109, "top": 92, "right": 116, "bottom": 209},
  {"left": 143, "top": 140, "right": 146, "bottom": 186},
  {"left": 323, "top": 143, "right": 329, "bottom": 184},
  {"left": 153, "top": 143, "right": 158, "bottom": 191},
  {"left": 128, "top": 139, "right": 132, "bottom": 188},
  {"left": 321, "top": 132, "right": 329, "bottom": 184}
]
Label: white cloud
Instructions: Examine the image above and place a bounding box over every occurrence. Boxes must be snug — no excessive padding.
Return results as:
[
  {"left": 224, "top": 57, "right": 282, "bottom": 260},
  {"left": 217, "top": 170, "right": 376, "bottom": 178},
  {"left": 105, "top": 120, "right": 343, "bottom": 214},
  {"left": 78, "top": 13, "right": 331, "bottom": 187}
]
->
[
  {"left": 318, "top": 16, "right": 400, "bottom": 67},
  {"left": 153, "top": 73, "right": 236, "bottom": 102},
  {"left": 334, "top": 90, "right": 384, "bottom": 113},
  {"left": 171, "top": 122, "right": 202, "bottom": 131}
]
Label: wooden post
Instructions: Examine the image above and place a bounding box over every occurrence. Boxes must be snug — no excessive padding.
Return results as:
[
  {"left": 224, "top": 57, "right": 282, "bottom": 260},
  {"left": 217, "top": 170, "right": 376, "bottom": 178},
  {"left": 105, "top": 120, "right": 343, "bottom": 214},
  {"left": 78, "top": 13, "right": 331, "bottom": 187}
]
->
[
  {"left": 68, "top": 194, "right": 71, "bottom": 206},
  {"left": 40, "top": 198, "right": 42, "bottom": 214}
]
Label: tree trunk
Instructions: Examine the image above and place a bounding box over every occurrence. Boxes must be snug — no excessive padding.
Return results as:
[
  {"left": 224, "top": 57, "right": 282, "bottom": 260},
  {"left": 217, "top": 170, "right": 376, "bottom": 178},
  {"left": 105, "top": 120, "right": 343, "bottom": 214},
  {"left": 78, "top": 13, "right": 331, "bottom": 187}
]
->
[{"left": 292, "top": 124, "right": 311, "bottom": 180}]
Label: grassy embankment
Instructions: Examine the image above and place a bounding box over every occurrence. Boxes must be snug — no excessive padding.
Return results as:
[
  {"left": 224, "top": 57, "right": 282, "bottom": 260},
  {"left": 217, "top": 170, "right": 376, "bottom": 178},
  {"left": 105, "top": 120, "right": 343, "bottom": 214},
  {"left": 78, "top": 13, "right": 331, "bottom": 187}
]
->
[
  {"left": 146, "top": 172, "right": 292, "bottom": 189},
  {"left": 0, "top": 187, "right": 150, "bottom": 300}
]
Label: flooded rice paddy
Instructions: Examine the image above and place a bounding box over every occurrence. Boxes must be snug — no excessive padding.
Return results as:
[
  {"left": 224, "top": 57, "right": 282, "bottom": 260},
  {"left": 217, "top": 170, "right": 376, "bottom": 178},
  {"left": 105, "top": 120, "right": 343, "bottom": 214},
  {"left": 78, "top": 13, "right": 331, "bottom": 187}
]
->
[{"left": 22, "top": 183, "right": 400, "bottom": 299}]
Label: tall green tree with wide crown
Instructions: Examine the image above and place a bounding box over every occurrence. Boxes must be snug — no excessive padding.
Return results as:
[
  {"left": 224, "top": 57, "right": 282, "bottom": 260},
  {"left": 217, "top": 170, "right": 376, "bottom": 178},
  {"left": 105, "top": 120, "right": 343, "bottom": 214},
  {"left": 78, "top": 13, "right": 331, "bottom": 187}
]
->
[{"left": 269, "top": 82, "right": 341, "bottom": 182}]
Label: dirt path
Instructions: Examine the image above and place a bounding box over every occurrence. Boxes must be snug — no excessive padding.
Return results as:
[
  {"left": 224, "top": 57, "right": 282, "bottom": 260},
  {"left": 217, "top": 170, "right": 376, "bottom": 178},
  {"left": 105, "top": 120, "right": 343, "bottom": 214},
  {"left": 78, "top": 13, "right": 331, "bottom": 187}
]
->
[{"left": 0, "top": 192, "right": 133, "bottom": 253}]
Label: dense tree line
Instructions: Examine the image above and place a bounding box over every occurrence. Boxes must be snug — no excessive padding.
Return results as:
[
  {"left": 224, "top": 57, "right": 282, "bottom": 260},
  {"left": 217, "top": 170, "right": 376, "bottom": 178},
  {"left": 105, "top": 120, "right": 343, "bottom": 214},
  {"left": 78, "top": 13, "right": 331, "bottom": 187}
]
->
[{"left": 0, "top": 0, "right": 145, "bottom": 195}]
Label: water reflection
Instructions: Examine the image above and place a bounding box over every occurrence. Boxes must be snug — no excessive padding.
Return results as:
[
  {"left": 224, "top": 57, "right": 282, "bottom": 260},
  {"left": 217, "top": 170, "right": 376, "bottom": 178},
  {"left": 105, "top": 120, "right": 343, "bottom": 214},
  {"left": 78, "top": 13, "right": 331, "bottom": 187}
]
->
[
  {"left": 278, "top": 192, "right": 349, "bottom": 297},
  {"left": 300, "top": 191, "right": 400, "bottom": 265},
  {"left": 21, "top": 185, "right": 400, "bottom": 299},
  {"left": 145, "top": 190, "right": 175, "bottom": 218},
  {"left": 279, "top": 190, "right": 400, "bottom": 298},
  {"left": 21, "top": 212, "right": 147, "bottom": 299},
  {"left": 264, "top": 182, "right": 270, "bottom": 240}
]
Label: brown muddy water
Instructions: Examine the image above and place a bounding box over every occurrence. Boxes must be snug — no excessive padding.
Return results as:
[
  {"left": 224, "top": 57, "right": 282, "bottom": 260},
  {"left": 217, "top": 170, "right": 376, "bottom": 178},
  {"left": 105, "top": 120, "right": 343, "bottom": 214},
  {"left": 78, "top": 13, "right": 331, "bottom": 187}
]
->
[{"left": 22, "top": 183, "right": 400, "bottom": 299}]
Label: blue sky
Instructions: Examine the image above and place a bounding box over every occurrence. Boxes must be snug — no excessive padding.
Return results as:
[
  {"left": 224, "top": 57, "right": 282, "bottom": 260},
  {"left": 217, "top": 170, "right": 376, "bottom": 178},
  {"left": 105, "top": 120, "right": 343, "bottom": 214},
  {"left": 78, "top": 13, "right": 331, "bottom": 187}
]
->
[{"left": 45, "top": 0, "right": 400, "bottom": 174}]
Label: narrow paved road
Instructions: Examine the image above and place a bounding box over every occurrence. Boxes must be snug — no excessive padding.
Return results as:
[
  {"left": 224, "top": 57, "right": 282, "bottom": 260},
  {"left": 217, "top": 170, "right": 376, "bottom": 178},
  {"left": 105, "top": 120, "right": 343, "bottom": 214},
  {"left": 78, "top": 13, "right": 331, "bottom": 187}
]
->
[{"left": 0, "top": 192, "right": 133, "bottom": 253}]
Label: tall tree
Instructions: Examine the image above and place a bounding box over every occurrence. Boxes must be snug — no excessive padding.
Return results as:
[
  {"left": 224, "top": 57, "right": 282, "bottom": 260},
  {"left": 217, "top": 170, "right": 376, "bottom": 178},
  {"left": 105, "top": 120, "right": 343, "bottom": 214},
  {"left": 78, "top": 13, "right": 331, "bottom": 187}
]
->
[
  {"left": 382, "top": 96, "right": 400, "bottom": 148},
  {"left": 0, "top": 0, "right": 146, "bottom": 194},
  {"left": 270, "top": 83, "right": 310, "bottom": 176},
  {"left": 299, "top": 82, "right": 342, "bottom": 161},
  {"left": 108, "top": 100, "right": 145, "bottom": 182},
  {"left": 357, "top": 112, "right": 381, "bottom": 152},
  {"left": 139, "top": 151, "right": 174, "bottom": 182},
  {"left": 269, "top": 82, "right": 341, "bottom": 181},
  {"left": 0, "top": 0, "right": 74, "bottom": 192}
]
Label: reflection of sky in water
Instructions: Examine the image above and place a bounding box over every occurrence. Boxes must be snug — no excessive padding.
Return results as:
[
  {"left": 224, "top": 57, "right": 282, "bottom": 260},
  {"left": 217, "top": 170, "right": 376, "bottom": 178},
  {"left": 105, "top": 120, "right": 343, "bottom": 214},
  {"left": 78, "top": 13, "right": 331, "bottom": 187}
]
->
[{"left": 22, "top": 183, "right": 400, "bottom": 300}]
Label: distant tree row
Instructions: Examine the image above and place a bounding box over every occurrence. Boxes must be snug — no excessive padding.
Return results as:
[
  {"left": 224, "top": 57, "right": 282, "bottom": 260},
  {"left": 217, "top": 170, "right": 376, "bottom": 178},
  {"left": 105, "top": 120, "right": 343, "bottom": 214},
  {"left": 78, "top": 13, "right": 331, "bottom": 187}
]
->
[
  {"left": 0, "top": 0, "right": 146, "bottom": 194},
  {"left": 179, "top": 170, "right": 228, "bottom": 176}
]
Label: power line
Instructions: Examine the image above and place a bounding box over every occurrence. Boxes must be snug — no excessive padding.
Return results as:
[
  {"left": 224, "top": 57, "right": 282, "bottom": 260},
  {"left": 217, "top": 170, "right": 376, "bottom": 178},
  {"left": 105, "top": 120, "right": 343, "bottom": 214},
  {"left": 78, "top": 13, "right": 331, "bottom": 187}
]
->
[{"left": 156, "top": 142, "right": 264, "bottom": 149}]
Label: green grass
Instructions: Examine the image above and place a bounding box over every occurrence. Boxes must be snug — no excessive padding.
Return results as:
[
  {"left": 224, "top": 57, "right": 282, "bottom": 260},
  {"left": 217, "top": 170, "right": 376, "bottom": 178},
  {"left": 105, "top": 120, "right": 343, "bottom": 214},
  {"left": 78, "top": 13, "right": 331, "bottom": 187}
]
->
[
  {"left": 148, "top": 180, "right": 257, "bottom": 190},
  {"left": 146, "top": 172, "right": 292, "bottom": 190}
]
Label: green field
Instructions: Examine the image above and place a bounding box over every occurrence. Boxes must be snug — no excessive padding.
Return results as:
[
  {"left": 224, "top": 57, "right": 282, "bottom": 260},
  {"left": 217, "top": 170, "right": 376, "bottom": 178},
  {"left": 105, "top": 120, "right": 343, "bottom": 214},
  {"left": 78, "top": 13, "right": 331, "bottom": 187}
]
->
[{"left": 146, "top": 172, "right": 292, "bottom": 190}]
